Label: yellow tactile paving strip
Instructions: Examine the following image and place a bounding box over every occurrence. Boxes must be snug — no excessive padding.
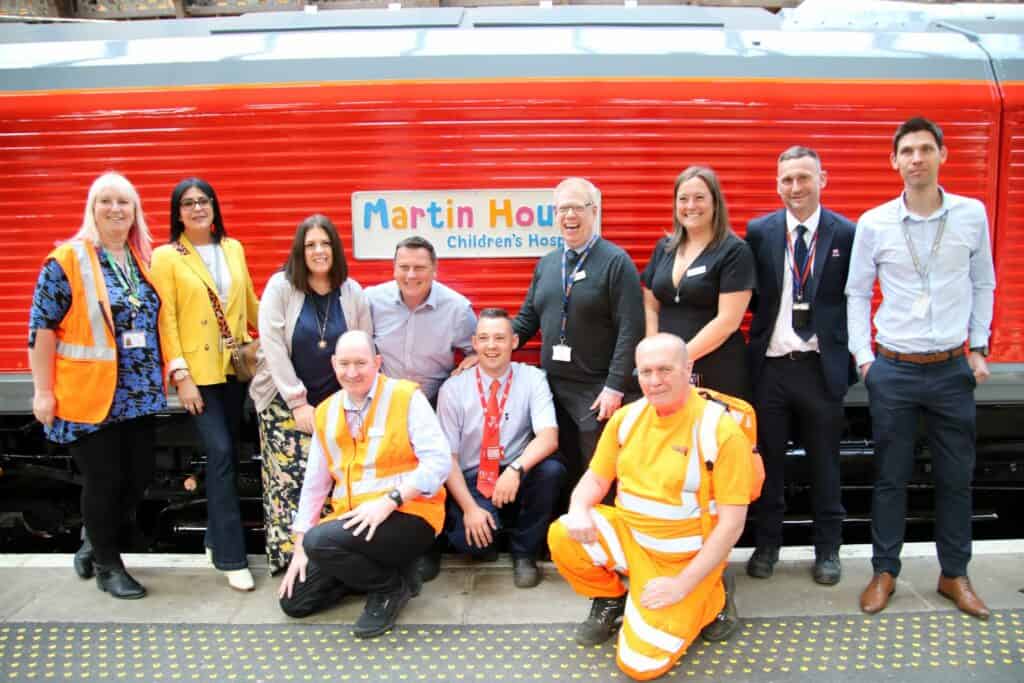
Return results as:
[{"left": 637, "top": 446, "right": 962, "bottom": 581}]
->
[{"left": 2, "top": 612, "right": 1023, "bottom": 682}]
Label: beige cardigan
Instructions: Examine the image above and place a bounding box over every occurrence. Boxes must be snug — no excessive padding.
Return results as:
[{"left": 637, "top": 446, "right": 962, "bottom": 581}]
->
[{"left": 249, "top": 271, "right": 372, "bottom": 413}]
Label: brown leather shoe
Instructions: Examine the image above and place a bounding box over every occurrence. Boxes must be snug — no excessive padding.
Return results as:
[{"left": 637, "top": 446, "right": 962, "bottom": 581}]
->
[
  {"left": 860, "top": 572, "right": 895, "bottom": 614},
  {"left": 937, "top": 575, "right": 991, "bottom": 620}
]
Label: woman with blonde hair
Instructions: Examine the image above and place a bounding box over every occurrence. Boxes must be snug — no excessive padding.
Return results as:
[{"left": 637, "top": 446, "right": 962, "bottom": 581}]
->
[
  {"left": 150, "top": 177, "right": 259, "bottom": 592},
  {"left": 29, "top": 171, "right": 166, "bottom": 599},
  {"left": 250, "top": 214, "right": 372, "bottom": 574}
]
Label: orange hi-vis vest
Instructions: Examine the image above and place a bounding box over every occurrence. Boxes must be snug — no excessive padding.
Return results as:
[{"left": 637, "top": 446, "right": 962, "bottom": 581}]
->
[
  {"left": 313, "top": 374, "right": 445, "bottom": 534},
  {"left": 47, "top": 240, "right": 153, "bottom": 425},
  {"left": 608, "top": 390, "right": 761, "bottom": 560}
]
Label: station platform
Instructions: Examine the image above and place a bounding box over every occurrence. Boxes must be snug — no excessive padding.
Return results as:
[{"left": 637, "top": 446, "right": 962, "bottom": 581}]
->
[{"left": 2, "top": 540, "right": 1023, "bottom": 683}]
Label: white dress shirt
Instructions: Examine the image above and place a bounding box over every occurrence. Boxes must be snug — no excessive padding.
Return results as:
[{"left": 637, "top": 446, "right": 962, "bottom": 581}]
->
[
  {"left": 767, "top": 206, "right": 821, "bottom": 357},
  {"left": 436, "top": 362, "right": 557, "bottom": 473},
  {"left": 291, "top": 373, "right": 451, "bottom": 534},
  {"left": 846, "top": 189, "right": 996, "bottom": 366}
]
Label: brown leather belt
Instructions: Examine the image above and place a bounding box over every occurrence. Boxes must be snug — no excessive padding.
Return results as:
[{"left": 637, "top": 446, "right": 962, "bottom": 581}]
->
[{"left": 876, "top": 344, "right": 964, "bottom": 364}]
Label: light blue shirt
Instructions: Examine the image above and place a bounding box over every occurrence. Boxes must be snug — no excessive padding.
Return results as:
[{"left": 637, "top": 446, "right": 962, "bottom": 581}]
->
[
  {"left": 292, "top": 373, "right": 451, "bottom": 534},
  {"left": 846, "top": 189, "right": 996, "bottom": 366},
  {"left": 365, "top": 280, "right": 477, "bottom": 402},
  {"left": 436, "top": 362, "right": 558, "bottom": 473}
]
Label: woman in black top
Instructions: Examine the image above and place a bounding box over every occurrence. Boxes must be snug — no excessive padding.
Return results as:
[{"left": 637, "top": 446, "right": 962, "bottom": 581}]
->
[{"left": 641, "top": 166, "right": 756, "bottom": 400}]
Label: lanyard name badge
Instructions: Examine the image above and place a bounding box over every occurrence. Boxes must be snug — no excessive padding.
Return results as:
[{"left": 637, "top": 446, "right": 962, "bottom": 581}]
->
[
  {"left": 902, "top": 214, "right": 947, "bottom": 319},
  {"left": 104, "top": 249, "right": 146, "bottom": 349},
  {"left": 787, "top": 228, "right": 817, "bottom": 330},
  {"left": 553, "top": 236, "right": 597, "bottom": 363},
  {"left": 475, "top": 367, "right": 514, "bottom": 496}
]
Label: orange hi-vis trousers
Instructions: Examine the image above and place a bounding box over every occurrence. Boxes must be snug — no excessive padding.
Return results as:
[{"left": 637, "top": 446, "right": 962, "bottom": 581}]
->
[{"left": 548, "top": 505, "right": 726, "bottom": 681}]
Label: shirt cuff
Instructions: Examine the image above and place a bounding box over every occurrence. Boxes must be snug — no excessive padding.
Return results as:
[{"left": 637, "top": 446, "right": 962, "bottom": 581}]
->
[
  {"left": 167, "top": 357, "right": 189, "bottom": 373},
  {"left": 968, "top": 333, "right": 990, "bottom": 349},
  {"left": 853, "top": 347, "right": 875, "bottom": 368},
  {"left": 602, "top": 386, "right": 624, "bottom": 398}
]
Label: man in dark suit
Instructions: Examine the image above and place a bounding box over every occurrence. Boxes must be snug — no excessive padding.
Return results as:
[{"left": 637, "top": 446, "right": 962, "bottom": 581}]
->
[{"left": 745, "top": 146, "right": 856, "bottom": 585}]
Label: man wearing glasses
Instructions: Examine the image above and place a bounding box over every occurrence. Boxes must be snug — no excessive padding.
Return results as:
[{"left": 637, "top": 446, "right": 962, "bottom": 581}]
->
[{"left": 513, "top": 177, "right": 644, "bottom": 485}]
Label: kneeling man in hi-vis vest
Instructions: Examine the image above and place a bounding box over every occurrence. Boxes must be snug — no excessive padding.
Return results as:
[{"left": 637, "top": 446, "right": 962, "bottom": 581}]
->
[
  {"left": 277, "top": 330, "right": 450, "bottom": 638},
  {"left": 549, "top": 333, "right": 760, "bottom": 680}
]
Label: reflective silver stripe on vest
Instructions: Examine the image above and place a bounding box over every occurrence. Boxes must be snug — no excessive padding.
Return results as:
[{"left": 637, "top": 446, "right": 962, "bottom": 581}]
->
[
  {"left": 351, "top": 472, "right": 409, "bottom": 497},
  {"left": 323, "top": 394, "right": 349, "bottom": 502},
  {"left": 55, "top": 241, "right": 115, "bottom": 363},
  {"left": 357, "top": 377, "right": 397, "bottom": 486}
]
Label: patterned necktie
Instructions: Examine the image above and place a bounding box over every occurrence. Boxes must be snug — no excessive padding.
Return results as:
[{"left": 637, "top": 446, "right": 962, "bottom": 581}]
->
[
  {"left": 477, "top": 379, "right": 502, "bottom": 498},
  {"left": 564, "top": 249, "right": 579, "bottom": 290}
]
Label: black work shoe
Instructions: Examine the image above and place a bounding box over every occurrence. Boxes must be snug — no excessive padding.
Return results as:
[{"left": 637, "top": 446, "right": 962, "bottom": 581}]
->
[
  {"left": 73, "top": 537, "right": 94, "bottom": 580},
  {"left": 575, "top": 595, "right": 626, "bottom": 646},
  {"left": 512, "top": 556, "right": 541, "bottom": 589},
  {"left": 95, "top": 565, "right": 146, "bottom": 600},
  {"left": 812, "top": 551, "right": 842, "bottom": 586},
  {"left": 414, "top": 548, "right": 442, "bottom": 584},
  {"left": 700, "top": 571, "right": 739, "bottom": 642},
  {"left": 746, "top": 546, "right": 780, "bottom": 579},
  {"left": 353, "top": 580, "right": 412, "bottom": 639}
]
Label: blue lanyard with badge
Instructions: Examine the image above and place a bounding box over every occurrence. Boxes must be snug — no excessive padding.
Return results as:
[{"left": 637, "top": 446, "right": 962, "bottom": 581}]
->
[
  {"left": 552, "top": 235, "right": 597, "bottom": 363},
  {"left": 902, "top": 213, "right": 947, "bottom": 319},
  {"left": 103, "top": 249, "right": 147, "bottom": 349}
]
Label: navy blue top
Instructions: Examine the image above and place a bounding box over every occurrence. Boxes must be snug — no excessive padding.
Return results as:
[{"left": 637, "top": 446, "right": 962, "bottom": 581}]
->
[
  {"left": 28, "top": 246, "right": 167, "bottom": 444},
  {"left": 291, "top": 289, "right": 347, "bottom": 407}
]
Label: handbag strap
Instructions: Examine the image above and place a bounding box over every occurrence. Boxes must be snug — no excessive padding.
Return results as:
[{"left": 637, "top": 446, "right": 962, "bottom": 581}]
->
[{"left": 173, "top": 241, "right": 240, "bottom": 352}]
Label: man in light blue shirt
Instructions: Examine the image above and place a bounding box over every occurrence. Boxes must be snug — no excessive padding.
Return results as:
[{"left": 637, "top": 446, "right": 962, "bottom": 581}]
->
[
  {"left": 846, "top": 117, "right": 996, "bottom": 620},
  {"left": 365, "top": 235, "right": 477, "bottom": 405},
  {"left": 437, "top": 308, "right": 564, "bottom": 588}
]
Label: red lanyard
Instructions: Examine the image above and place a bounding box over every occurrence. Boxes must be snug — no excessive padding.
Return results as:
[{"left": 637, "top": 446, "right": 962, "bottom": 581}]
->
[
  {"left": 785, "top": 228, "right": 817, "bottom": 300},
  {"left": 475, "top": 367, "right": 514, "bottom": 423}
]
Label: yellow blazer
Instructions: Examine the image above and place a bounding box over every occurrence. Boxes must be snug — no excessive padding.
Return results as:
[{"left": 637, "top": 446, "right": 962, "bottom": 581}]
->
[{"left": 150, "top": 234, "right": 260, "bottom": 386}]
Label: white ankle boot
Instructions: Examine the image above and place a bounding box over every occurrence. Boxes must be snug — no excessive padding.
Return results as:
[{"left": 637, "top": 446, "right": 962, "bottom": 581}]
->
[{"left": 225, "top": 568, "right": 255, "bottom": 592}]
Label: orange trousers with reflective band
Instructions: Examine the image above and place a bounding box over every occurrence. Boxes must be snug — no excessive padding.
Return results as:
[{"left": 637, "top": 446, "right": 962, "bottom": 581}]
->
[{"left": 548, "top": 505, "right": 725, "bottom": 681}]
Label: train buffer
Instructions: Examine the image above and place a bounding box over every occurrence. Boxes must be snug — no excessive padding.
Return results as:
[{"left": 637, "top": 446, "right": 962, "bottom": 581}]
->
[{"left": 1, "top": 541, "right": 1023, "bottom": 683}]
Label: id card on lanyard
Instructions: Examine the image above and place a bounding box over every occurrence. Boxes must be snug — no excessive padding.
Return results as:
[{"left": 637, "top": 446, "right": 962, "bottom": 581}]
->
[
  {"left": 902, "top": 213, "right": 947, "bottom": 319},
  {"left": 104, "top": 248, "right": 147, "bottom": 349},
  {"left": 786, "top": 228, "right": 817, "bottom": 330},
  {"left": 554, "top": 236, "right": 598, "bottom": 362}
]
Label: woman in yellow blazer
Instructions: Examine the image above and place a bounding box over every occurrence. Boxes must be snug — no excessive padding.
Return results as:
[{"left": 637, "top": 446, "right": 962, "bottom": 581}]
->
[{"left": 150, "top": 177, "right": 259, "bottom": 592}]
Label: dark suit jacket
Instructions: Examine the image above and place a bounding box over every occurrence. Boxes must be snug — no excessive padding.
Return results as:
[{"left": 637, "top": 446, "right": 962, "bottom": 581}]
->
[{"left": 746, "top": 207, "right": 857, "bottom": 401}]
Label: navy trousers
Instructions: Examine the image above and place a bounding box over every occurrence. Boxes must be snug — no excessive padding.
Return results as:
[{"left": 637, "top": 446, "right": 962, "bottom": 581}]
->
[
  {"left": 866, "top": 354, "right": 977, "bottom": 578},
  {"left": 445, "top": 458, "right": 566, "bottom": 559}
]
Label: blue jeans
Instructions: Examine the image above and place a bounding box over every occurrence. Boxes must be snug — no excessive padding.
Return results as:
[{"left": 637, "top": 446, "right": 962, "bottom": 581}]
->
[
  {"left": 194, "top": 380, "right": 248, "bottom": 571},
  {"left": 445, "top": 458, "right": 566, "bottom": 559},
  {"left": 866, "top": 354, "right": 976, "bottom": 578}
]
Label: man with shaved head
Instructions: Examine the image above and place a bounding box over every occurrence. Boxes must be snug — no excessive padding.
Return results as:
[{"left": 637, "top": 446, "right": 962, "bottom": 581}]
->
[
  {"left": 277, "top": 331, "right": 451, "bottom": 638},
  {"left": 549, "top": 333, "right": 756, "bottom": 680}
]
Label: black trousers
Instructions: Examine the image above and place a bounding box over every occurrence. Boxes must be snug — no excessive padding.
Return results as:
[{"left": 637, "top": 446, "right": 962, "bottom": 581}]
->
[
  {"left": 866, "top": 354, "right": 976, "bottom": 578},
  {"left": 69, "top": 416, "right": 156, "bottom": 567},
  {"left": 280, "top": 511, "right": 435, "bottom": 618},
  {"left": 751, "top": 356, "right": 845, "bottom": 553}
]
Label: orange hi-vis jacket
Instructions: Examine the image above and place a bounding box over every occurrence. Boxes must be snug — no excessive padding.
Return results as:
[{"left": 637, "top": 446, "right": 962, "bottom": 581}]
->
[
  {"left": 549, "top": 389, "right": 755, "bottom": 681},
  {"left": 47, "top": 240, "right": 154, "bottom": 425},
  {"left": 313, "top": 374, "right": 445, "bottom": 534}
]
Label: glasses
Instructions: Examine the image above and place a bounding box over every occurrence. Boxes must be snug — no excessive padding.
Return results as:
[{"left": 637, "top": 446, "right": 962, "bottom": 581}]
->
[
  {"left": 181, "top": 197, "right": 211, "bottom": 210},
  {"left": 556, "top": 202, "right": 593, "bottom": 216}
]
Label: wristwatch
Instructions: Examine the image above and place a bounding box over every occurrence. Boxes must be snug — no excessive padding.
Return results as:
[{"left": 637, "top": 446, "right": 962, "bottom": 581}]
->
[
  {"left": 969, "top": 346, "right": 990, "bottom": 357},
  {"left": 508, "top": 461, "right": 525, "bottom": 477},
  {"left": 387, "top": 488, "right": 404, "bottom": 507}
]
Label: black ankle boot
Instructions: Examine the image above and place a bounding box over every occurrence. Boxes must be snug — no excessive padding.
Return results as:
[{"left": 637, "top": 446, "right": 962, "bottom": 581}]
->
[
  {"left": 73, "top": 536, "right": 94, "bottom": 580},
  {"left": 95, "top": 563, "right": 146, "bottom": 600}
]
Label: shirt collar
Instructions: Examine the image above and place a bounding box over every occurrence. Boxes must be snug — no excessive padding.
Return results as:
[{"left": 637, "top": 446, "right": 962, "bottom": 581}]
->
[
  {"left": 899, "top": 186, "right": 950, "bottom": 223},
  {"left": 343, "top": 372, "right": 379, "bottom": 412},
  {"left": 564, "top": 234, "right": 599, "bottom": 255},
  {"left": 390, "top": 280, "right": 438, "bottom": 310},
  {"left": 786, "top": 206, "right": 821, "bottom": 235},
  {"left": 477, "top": 364, "right": 513, "bottom": 388}
]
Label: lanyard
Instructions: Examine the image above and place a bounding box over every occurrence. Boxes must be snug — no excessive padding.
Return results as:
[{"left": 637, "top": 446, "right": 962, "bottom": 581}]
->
[
  {"left": 558, "top": 235, "right": 597, "bottom": 344},
  {"left": 901, "top": 214, "right": 947, "bottom": 293},
  {"left": 785, "top": 228, "right": 818, "bottom": 301},
  {"left": 475, "top": 367, "right": 514, "bottom": 427},
  {"left": 103, "top": 248, "right": 142, "bottom": 310}
]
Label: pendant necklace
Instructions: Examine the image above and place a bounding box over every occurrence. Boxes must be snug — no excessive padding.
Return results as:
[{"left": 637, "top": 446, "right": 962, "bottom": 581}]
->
[{"left": 314, "top": 292, "right": 330, "bottom": 349}]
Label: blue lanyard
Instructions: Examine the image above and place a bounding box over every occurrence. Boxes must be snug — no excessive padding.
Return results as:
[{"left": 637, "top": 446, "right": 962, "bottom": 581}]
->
[{"left": 558, "top": 235, "right": 598, "bottom": 344}]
